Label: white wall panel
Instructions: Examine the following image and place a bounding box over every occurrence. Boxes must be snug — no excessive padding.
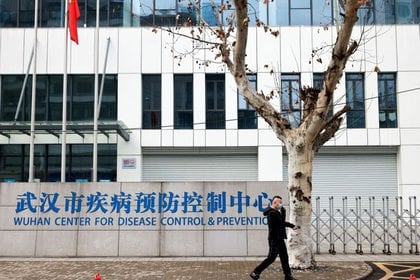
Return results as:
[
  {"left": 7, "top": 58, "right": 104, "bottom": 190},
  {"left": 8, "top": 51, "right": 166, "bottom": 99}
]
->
[
  {"left": 141, "top": 28, "right": 161, "bottom": 73},
  {"left": 174, "top": 130, "right": 194, "bottom": 146},
  {"left": 311, "top": 26, "right": 333, "bottom": 73},
  {"left": 226, "top": 129, "right": 238, "bottom": 146},
  {"left": 397, "top": 72, "right": 420, "bottom": 128},
  {"left": 300, "top": 26, "right": 313, "bottom": 73},
  {"left": 194, "top": 130, "right": 205, "bottom": 146},
  {"left": 258, "top": 146, "right": 283, "bottom": 181},
  {"left": 246, "top": 27, "right": 257, "bottom": 72},
  {"left": 225, "top": 73, "right": 237, "bottom": 129},
  {"left": 347, "top": 129, "right": 368, "bottom": 145},
  {"left": 396, "top": 26, "right": 420, "bottom": 71},
  {"left": 25, "top": 29, "right": 48, "bottom": 73},
  {"left": 400, "top": 146, "right": 420, "bottom": 185},
  {"left": 205, "top": 130, "right": 226, "bottom": 146},
  {"left": 70, "top": 28, "right": 94, "bottom": 73},
  {"left": 345, "top": 26, "right": 365, "bottom": 72},
  {"left": 118, "top": 29, "right": 141, "bottom": 73},
  {"left": 162, "top": 30, "right": 174, "bottom": 73},
  {"left": 258, "top": 129, "right": 280, "bottom": 146},
  {"left": 161, "top": 73, "right": 174, "bottom": 129},
  {"left": 238, "top": 130, "right": 258, "bottom": 146},
  {"left": 173, "top": 28, "right": 193, "bottom": 73},
  {"left": 47, "top": 29, "right": 66, "bottom": 73},
  {"left": 97, "top": 29, "right": 118, "bottom": 73},
  {"left": 380, "top": 128, "right": 400, "bottom": 145},
  {"left": 193, "top": 73, "right": 206, "bottom": 129},
  {"left": 192, "top": 27, "right": 206, "bottom": 73},
  {"left": 365, "top": 72, "right": 379, "bottom": 129},
  {"left": 141, "top": 130, "right": 161, "bottom": 146},
  {"left": 280, "top": 27, "right": 300, "bottom": 72},
  {"left": 161, "top": 129, "right": 173, "bottom": 146},
  {"left": 257, "top": 27, "right": 280, "bottom": 72},
  {"left": 400, "top": 129, "right": 420, "bottom": 145},
  {"left": 367, "top": 128, "right": 380, "bottom": 145},
  {"left": 375, "top": 25, "right": 397, "bottom": 71},
  {"left": 0, "top": 29, "right": 24, "bottom": 73}
]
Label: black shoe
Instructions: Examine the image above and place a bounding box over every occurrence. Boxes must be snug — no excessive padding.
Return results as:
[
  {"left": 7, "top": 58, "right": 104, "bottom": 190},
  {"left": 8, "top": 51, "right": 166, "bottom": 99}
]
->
[
  {"left": 250, "top": 271, "right": 260, "bottom": 280},
  {"left": 285, "top": 275, "right": 297, "bottom": 280}
]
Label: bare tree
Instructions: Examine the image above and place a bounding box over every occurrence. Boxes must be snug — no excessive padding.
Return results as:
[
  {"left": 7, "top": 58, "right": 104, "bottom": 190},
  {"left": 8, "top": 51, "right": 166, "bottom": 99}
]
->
[{"left": 156, "top": 0, "right": 369, "bottom": 269}]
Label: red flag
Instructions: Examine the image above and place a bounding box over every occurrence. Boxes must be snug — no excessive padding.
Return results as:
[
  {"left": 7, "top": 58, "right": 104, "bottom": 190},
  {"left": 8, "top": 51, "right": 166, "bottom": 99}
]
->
[{"left": 69, "top": 0, "right": 80, "bottom": 44}]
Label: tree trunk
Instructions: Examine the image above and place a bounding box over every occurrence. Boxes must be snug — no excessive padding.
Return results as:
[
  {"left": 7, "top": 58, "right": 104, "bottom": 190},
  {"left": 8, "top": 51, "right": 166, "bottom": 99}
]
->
[{"left": 285, "top": 137, "right": 316, "bottom": 269}]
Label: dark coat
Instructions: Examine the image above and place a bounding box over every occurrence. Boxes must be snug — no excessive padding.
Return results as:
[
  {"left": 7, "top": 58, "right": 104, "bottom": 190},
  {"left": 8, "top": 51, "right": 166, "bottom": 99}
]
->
[{"left": 263, "top": 206, "right": 295, "bottom": 240}]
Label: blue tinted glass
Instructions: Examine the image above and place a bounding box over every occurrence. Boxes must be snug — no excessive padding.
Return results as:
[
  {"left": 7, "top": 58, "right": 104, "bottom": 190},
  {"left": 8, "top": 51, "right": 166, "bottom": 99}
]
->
[
  {"left": 248, "top": 0, "right": 267, "bottom": 25},
  {"left": 201, "top": 0, "right": 222, "bottom": 26},
  {"left": 269, "top": 0, "right": 289, "bottom": 26},
  {"left": 313, "top": 0, "right": 333, "bottom": 25},
  {"left": 291, "top": 9, "right": 311, "bottom": 25},
  {"left": 0, "top": 0, "right": 17, "bottom": 27},
  {"left": 375, "top": 0, "right": 396, "bottom": 24},
  {"left": 396, "top": 0, "right": 413, "bottom": 23}
]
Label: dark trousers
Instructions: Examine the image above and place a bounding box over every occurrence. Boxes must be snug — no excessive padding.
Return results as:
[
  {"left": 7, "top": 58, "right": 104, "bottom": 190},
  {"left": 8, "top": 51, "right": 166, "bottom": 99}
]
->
[{"left": 253, "top": 239, "right": 291, "bottom": 277}]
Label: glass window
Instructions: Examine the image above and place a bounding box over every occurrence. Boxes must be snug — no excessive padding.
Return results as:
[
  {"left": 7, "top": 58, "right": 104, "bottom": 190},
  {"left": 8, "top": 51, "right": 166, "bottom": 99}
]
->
[
  {"left": 142, "top": 74, "right": 161, "bottom": 129},
  {"left": 375, "top": 0, "right": 396, "bottom": 24},
  {"left": 201, "top": 0, "right": 222, "bottom": 26},
  {"left": 97, "top": 144, "right": 117, "bottom": 181},
  {"left": 346, "top": 73, "right": 365, "bottom": 128},
  {"left": 378, "top": 73, "right": 397, "bottom": 128},
  {"left": 281, "top": 74, "right": 301, "bottom": 128},
  {"left": 358, "top": 2, "right": 375, "bottom": 24},
  {"left": 238, "top": 74, "right": 258, "bottom": 129},
  {"left": 40, "top": 0, "right": 64, "bottom": 27},
  {"left": 139, "top": 0, "right": 154, "bottom": 26},
  {"left": 70, "top": 75, "right": 94, "bottom": 121},
  {"left": 248, "top": 0, "right": 267, "bottom": 26},
  {"left": 154, "top": 0, "right": 177, "bottom": 26},
  {"left": 396, "top": 0, "right": 414, "bottom": 23},
  {"left": 206, "top": 74, "right": 225, "bottom": 129},
  {"left": 174, "top": 74, "right": 193, "bottom": 129},
  {"left": 313, "top": 73, "right": 333, "bottom": 118},
  {"left": 47, "top": 144, "right": 63, "bottom": 182},
  {"left": 0, "top": 145, "right": 24, "bottom": 182},
  {"left": 312, "top": 0, "right": 333, "bottom": 25},
  {"left": 48, "top": 75, "right": 64, "bottom": 121},
  {"left": 268, "top": 0, "right": 289, "bottom": 26},
  {"left": 98, "top": 75, "right": 118, "bottom": 121},
  {"left": 19, "top": 0, "right": 35, "bottom": 27},
  {"left": 0, "top": 0, "right": 18, "bottom": 27},
  {"left": 0, "top": 75, "right": 26, "bottom": 121},
  {"left": 177, "top": 0, "right": 198, "bottom": 26}
]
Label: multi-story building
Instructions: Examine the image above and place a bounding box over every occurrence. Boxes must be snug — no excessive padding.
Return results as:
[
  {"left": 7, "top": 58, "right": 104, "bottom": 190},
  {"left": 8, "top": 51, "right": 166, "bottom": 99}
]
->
[{"left": 0, "top": 0, "right": 419, "bottom": 202}]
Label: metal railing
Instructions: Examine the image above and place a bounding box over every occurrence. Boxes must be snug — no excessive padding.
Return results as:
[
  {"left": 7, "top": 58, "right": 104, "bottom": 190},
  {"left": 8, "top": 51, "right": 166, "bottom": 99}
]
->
[{"left": 312, "top": 196, "right": 419, "bottom": 255}]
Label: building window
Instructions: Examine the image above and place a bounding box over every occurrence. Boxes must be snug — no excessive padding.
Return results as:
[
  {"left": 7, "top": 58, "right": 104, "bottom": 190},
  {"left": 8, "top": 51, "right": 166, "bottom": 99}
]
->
[
  {"left": 0, "top": 75, "right": 64, "bottom": 122},
  {"left": 238, "top": 74, "right": 258, "bottom": 129},
  {"left": 346, "top": 73, "right": 365, "bottom": 128},
  {"left": 206, "top": 74, "right": 225, "bottom": 129},
  {"left": 378, "top": 73, "right": 397, "bottom": 128},
  {"left": 174, "top": 74, "right": 193, "bottom": 129},
  {"left": 0, "top": 144, "right": 117, "bottom": 182},
  {"left": 281, "top": 74, "right": 301, "bottom": 128},
  {"left": 142, "top": 74, "right": 161, "bottom": 129},
  {"left": 313, "top": 73, "right": 333, "bottom": 118}
]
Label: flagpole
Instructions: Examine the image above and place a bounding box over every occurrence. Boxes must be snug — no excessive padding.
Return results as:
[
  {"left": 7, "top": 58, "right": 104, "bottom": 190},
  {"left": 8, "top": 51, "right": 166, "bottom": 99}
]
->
[
  {"left": 93, "top": 0, "right": 100, "bottom": 182},
  {"left": 29, "top": 0, "right": 39, "bottom": 182},
  {"left": 61, "top": 0, "right": 69, "bottom": 182}
]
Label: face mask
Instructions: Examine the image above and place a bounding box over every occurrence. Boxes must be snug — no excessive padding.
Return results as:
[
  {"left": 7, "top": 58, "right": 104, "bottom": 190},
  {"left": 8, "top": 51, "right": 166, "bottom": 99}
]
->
[{"left": 277, "top": 204, "right": 283, "bottom": 209}]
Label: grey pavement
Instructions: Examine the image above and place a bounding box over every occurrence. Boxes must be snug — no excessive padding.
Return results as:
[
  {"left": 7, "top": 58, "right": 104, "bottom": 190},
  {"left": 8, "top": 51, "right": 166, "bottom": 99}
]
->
[{"left": 0, "top": 254, "right": 418, "bottom": 280}]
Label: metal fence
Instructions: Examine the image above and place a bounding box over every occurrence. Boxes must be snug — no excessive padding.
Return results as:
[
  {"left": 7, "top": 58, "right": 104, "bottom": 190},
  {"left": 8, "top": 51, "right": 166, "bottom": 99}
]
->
[{"left": 312, "top": 196, "right": 419, "bottom": 255}]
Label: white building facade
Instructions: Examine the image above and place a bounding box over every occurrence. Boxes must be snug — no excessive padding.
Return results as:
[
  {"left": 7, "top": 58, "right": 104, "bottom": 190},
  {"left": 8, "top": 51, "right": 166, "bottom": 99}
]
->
[{"left": 0, "top": 0, "right": 419, "bottom": 202}]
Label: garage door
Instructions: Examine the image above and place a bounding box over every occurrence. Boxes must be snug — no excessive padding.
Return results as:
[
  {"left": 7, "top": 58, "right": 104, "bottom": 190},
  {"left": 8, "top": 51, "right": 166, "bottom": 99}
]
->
[
  {"left": 283, "top": 147, "right": 398, "bottom": 208},
  {"left": 143, "top": 147, "right": 258, "bottom": 181}
]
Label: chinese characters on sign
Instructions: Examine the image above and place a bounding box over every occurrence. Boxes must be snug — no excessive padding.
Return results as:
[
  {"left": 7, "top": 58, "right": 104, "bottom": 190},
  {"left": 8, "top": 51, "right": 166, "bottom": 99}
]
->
[{"left": 13, "top": 191, "right": 271, "bottom": 227}]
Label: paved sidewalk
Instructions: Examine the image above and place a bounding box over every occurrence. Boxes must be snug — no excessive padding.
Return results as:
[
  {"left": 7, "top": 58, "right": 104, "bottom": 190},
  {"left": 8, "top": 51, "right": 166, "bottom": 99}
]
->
[{"left": 0, "top": 254, "right": 418, "bottom": 280}]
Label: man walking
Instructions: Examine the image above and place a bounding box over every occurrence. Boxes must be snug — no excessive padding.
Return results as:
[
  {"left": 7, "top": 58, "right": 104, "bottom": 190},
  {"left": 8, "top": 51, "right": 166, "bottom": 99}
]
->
[{"left": 250, "top": 195, "right": 299, "bottom": 280}]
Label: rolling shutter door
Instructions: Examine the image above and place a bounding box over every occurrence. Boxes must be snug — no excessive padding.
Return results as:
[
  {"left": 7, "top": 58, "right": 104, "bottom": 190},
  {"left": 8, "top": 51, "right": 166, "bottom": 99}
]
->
[
  {"left": 283, "top": 148, "right": 398, "bottom": 208},
  {"left": 143, "top": 148, "right": 257, "bottom": 181}
]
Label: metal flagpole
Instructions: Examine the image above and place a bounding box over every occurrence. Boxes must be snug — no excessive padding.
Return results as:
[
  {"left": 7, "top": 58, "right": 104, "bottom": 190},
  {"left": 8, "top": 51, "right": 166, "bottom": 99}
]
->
[
  {"left": 93, "top": 0, "right": 100, "bottom": 182},
  {"left": 29, "top": 0, "right": 39, "bottom": 182},
  {"left": 61, "top": 0, "right": 70, "bottom": 182}
]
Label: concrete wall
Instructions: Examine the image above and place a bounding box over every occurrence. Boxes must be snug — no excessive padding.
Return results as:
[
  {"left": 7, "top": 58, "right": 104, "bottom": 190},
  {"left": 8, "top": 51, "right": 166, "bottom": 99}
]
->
[{"left": 0, "top": 181, "right": 288, "bottom": 257}]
